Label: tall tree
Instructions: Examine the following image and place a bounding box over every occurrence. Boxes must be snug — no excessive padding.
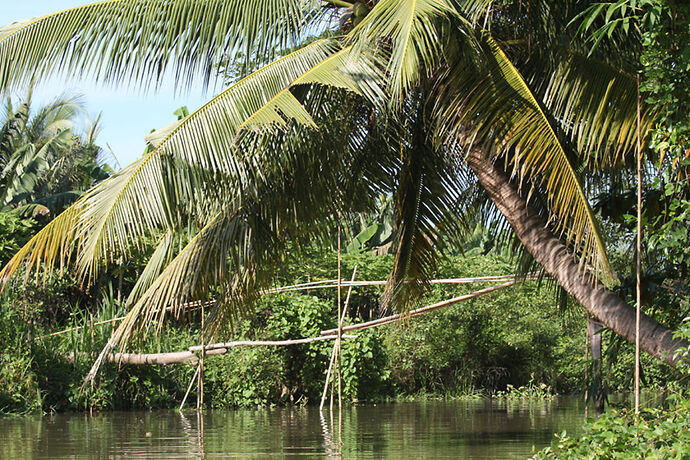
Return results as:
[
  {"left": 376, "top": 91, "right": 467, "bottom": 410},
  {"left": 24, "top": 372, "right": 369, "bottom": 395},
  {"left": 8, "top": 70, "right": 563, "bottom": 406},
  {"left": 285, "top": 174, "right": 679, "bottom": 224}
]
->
[
  {"left": 0, "top": 0, "right": 685, "bottom": 384},
  {"left": 0, "top": 92, "right": 111, "bottom": 218}
]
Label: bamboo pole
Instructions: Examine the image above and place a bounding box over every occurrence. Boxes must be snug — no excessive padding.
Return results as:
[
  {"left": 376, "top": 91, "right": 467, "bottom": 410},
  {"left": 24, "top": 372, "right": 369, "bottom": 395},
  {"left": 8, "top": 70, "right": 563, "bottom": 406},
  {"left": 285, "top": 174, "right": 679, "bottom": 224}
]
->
[
  {"left": 321, "top": 344, "right": 338, "bottom": 411},
  {"left": 190, "top": 334, "right": 358, "bottom": 352},
  {"left": 180, "top": 365, "right": 201, "bottom": 412},
  {"left": 41, "top": 275, "right": 532, "bottom": 339},
  {"left": 321, "top": 266, "right": 358, "bottom": 411},
  {"left": 321, "top": 280, "right": 519, "bottom": 336},
  {"left": 64, "top": 348, "right": 227, "bottom": 365},
  {"left": 584, "top": 314, "right": 590, "bottom": 419},
  {"left": 198, "top": 304, "right": 206, "bottom": 411},
  {"left": 336, "top": 220, "right": 343, "bottom": 412},
  {"left": 263, "top": 275, "right": 530, "bottom": 293},
  {"left": 89, "top": 313, "right": 94, "bottom": 350},
  {"left": 635, "top": 73, "right": 642, "bottom": 415},
  {"left": 64, "top": 281, "right": 514, "bottom": 367},
  {"left": 40, "top": 300, "right": 213, "bottom": 339}
]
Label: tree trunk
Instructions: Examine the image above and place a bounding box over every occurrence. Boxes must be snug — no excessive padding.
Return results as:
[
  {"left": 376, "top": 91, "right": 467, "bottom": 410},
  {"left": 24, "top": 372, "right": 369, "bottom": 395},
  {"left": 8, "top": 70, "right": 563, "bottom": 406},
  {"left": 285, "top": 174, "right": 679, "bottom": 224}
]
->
[
  {"left": 588, "top": 317, "right": 606, "bottom": 415},
  {"left": 465, "top": 148, "right": 687, "bottom": 366}
]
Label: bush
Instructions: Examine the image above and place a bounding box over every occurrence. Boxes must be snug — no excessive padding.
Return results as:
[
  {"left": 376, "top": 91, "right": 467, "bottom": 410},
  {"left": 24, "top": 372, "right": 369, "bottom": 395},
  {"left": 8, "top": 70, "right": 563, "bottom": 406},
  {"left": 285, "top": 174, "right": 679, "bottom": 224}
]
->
[{"left": 533, "top": 394, "right": 690, "bottom": 459}]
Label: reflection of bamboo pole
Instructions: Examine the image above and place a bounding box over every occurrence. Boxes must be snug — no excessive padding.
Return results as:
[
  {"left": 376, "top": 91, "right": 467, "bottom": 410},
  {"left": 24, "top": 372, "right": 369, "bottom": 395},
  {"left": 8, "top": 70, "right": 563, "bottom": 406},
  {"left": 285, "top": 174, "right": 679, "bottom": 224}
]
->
[
  {"left": 321, "top": 266, "right": 358, "bottom": 411},
  {"left": 319, "top": 410, "right": 337, "bottom": 456},
  {"left": 321, "top": 280, "right": 518, "bottom": 336},
  {"left": 635, "top": 73, "right": 642, "bottom": 415}
]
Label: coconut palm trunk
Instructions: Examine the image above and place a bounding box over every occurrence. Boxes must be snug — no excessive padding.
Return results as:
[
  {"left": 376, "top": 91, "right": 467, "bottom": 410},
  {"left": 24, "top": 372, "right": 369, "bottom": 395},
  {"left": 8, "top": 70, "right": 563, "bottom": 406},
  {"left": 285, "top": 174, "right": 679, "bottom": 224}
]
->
[{"left": 464, "top": 147, "right": 687, "bottom": 366}]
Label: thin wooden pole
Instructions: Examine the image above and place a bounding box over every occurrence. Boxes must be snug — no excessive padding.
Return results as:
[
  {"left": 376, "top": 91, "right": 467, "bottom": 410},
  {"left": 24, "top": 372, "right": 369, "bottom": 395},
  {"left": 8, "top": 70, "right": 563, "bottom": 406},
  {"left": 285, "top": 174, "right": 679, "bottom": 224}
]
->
[
  {"left": 321, "top": 280, "right": 518, "bottom": 336},
  {"left": 635, "top": 73, "right": 642, "bottom": 415},
  {"left": 584, "top": 314, "right": 590, "bottom": 418},
  {"left": 329, "top": 365, "right": 335, "bottom": 411},
  {"left": 320, "top": 345, "right": 338, "bottom": 411},
  {"left": 180, "top": 365, "right": 201, "bottom": 412},
  {"left": 191, "top": 334, "right": 357, "bottom": 352},
  {"left": 65, "top": 281, "right": 512, "bottom": 368},
  {"left": 41, "top": 275, "right": 530, "bottom": 339},
  {"left": 264, "top": 275, "right": 526, "bottom": 294},
  {"left": 89, "top": 313, "right": 94, "bottom": 350},
  {"left": 321, "top": 266, "right": 358, "bottom": 411},
  {"left": 197, "top": 304, "right": 205, "bottom": 411},
  {"left": 336, "top": 219, "right": 343, "bottom": 412}
]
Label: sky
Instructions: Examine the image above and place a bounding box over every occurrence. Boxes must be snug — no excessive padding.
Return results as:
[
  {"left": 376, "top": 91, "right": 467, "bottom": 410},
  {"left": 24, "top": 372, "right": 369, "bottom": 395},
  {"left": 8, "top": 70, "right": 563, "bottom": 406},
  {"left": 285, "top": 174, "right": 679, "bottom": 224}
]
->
[{"left": 1, "top": 1, "right": 221, "bottom": 168}]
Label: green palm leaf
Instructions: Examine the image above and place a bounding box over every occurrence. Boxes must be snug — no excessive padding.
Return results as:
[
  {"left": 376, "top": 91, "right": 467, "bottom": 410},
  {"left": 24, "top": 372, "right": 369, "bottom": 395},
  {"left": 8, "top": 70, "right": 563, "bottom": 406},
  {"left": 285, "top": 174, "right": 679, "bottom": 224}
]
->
[
  {"left": 82, "top": 88, "right": 380, "bottom": 386},
  {"left": 0, "top": 203, "right": 81, "bottom": 286},
  {"left": 0, "top": 0, "right": 321, "bottom": 92},
  {"left": 533, "top": 48, "right": 655, "bottom": 168},
  {"left": 436, "top": 33, "right": 613, "bottom": 281},
  {"left": 348, "top": 0, "right": 458, "bottom": 100},
  {"left": 0, "top": 38, "right": 366, "bottom": 285},
  {"left": 383, "top": 122, "right": 469, "bottom": 311}
]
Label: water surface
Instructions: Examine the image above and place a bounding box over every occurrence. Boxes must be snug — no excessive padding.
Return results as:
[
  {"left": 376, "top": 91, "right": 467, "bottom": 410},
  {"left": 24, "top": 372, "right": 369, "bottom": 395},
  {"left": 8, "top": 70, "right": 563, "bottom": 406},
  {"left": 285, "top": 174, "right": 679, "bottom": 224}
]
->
[{"left": 1, "top": 397, "right": 586, "bottom": 459}]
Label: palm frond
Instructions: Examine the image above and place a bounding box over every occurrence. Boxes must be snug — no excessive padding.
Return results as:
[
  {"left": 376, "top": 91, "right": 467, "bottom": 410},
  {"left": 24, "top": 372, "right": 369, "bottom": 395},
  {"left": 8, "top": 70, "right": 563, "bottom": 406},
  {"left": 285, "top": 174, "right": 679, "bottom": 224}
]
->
[
  {"left": 0, "top": 204, "right": 80, "bottom": 286},
  {"left": 348, "top": 0, "right": 457, "bottom": 100},
  {"left": 0, "top": 38, "right": 362, "bottom": 285},
  {"left": 0, "top": 0, "right": 321, "bottom": 93},
  {"left": 530, "top": 48, "right": 655, "bottom": 168},
  {"left": 436, "top": 32, "right": 613, "bottom": 281},
  {"left": 83, "top": 88, "right": 381, "bottom": 386},
  {"left": 380, "top": 98, "right": 472, "bottom": 312}
]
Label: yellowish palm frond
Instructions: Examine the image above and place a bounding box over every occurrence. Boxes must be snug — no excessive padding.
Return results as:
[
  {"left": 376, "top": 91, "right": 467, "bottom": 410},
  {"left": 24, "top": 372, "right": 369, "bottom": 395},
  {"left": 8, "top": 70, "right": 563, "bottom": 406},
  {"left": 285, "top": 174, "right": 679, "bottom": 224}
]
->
[
  {"left": 348, "top": 0, "right": 458, "bottom": 100},
  {"left": 437, "top": 34, "right": 613, "bottom": 282}
]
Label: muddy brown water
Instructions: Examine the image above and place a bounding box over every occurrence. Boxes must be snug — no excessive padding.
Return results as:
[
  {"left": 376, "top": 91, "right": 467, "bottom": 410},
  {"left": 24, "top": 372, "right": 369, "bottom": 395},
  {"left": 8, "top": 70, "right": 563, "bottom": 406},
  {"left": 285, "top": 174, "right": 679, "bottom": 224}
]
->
[{"left": 0, "top": 397, "right": 587, "bottom": 459}]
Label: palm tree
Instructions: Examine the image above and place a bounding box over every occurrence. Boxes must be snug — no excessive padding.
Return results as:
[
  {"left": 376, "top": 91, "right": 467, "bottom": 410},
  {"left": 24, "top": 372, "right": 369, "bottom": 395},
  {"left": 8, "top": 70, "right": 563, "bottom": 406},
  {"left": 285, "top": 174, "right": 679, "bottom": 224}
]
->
[
  {"left": 0, "top": 0, "right": 685, "bottom": 384},
  {"left": 0, "top": 91, "right": 111, "bottom": 218}
]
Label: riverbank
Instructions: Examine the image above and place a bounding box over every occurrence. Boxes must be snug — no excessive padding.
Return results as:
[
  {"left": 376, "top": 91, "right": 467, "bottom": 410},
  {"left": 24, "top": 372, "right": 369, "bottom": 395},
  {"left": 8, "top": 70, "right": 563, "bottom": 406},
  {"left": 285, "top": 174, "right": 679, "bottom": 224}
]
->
[{"left": 0, "top": 252, "right": 681, "bottom": 415}]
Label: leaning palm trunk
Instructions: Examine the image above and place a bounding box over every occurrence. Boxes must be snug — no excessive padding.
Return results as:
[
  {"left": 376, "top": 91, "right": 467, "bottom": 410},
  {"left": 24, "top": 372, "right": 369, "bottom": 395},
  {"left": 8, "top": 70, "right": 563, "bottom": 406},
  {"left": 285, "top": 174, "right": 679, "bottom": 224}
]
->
[{"left": 465, "top": 148, "right": 687, "bottom": 366}]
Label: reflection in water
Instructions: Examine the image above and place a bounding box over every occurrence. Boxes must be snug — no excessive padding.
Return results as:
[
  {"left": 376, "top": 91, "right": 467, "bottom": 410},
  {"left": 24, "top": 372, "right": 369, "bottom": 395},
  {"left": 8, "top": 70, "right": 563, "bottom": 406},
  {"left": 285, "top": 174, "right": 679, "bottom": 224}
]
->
[{"left": 0, "top": 398, "right": 586, "bottom": 459}]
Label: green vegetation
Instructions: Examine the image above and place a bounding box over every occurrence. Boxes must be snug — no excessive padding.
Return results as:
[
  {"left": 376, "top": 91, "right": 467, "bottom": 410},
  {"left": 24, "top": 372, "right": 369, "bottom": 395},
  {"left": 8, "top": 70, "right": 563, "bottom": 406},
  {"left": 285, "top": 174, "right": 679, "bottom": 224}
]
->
[
  {"left": 0, "top": 1, "right": 689, "bottom": 458},
  {"left": 0, "top": 250, "right": 682, "bottom": 414},
  {"left": 1, "top": 0, "right": 682, "bottom": 380},
  {"left": 534, "top": 396, "right": 690, "bottom": 459}
]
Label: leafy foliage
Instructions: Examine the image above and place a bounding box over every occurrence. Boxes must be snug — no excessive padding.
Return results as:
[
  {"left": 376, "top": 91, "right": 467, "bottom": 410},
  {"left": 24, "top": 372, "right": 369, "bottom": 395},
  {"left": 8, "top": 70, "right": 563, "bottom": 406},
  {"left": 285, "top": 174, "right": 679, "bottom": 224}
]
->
[
  {"left": 533, "top": 395, "right": 690, "bottom": 459},
  {"left": 1, "top": 0, "right": 686, "bottom": 390},
  {"left": 0, "top": 92, "right": 111, "bottom": 218}
]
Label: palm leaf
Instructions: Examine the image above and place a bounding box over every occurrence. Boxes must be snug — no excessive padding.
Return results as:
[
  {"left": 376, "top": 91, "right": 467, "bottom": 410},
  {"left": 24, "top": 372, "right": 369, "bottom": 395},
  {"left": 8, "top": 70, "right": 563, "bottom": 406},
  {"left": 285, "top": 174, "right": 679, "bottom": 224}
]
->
[
  {"left": 0, "top": 38, "right": 366, "bottom": 285},
  {"left": 436, "top": 32, "right": 613, "bottom": 281},
  {"left": 348, "top": 0, "right": 458, "bottom": 100},
  {"left": 531, "top": 48, "right": 655, "bottom": 168},
  {"left": 83, "top": 88, "right": 381, "bottom": 386},
  {"left": 0, "top": 0, "right": 321, "bottom": 92},
  {"left": 0, "top": 204, "right": 81, "bottom": 286},
  {"left": 380, "top": 98, "right": 471, "bottom": 311}
]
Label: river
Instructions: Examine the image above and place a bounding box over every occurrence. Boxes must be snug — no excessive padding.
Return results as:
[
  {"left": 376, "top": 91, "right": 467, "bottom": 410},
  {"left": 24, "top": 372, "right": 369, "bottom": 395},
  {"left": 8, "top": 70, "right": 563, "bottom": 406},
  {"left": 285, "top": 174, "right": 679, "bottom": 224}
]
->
[{"left": 1, "top": 397, "right": 586, "bottom": 459}]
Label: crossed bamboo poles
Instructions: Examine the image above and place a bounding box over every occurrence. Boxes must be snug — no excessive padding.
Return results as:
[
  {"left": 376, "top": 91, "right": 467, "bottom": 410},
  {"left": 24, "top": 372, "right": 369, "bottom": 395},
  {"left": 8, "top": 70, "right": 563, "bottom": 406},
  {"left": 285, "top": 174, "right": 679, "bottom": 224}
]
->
[
  {"left": 43, "top": 273, "right": 530, "bottom": 340},
  {"left": 48, "top": 269, "right": 537, "bottom": 413}
]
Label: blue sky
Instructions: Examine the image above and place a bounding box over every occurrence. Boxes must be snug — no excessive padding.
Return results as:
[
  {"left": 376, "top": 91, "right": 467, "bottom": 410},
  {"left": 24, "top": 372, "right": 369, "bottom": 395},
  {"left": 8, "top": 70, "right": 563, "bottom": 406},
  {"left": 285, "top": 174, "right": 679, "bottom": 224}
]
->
[{"left": 2, "top": 1, "right": 220, "bottom": 168}]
